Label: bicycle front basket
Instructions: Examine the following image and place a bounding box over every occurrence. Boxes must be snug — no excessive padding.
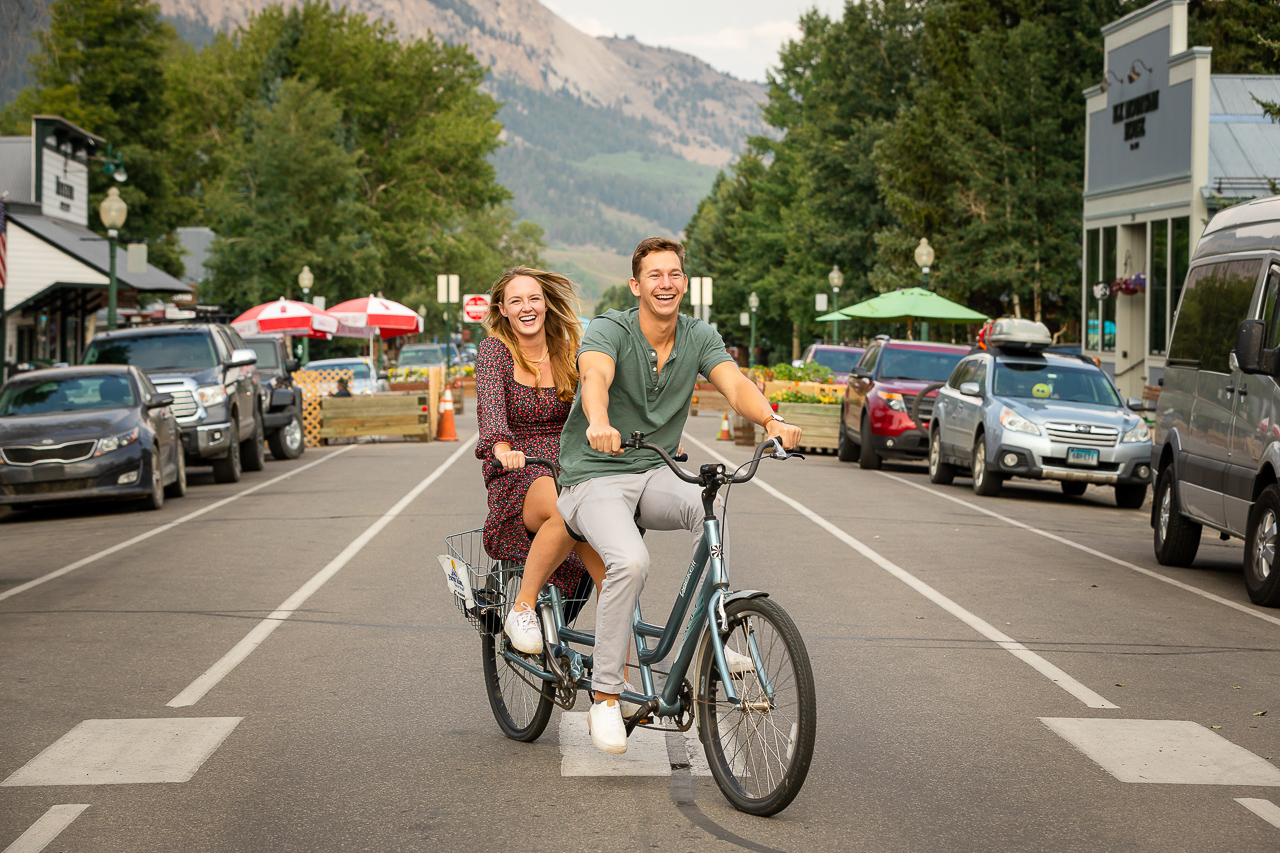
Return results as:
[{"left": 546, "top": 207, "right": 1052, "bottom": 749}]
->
[{"left": 441, "top": 528, "right": 520, "bottom": 635}]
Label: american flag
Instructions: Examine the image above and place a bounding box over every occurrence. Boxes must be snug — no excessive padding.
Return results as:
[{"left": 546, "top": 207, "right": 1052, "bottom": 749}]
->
[{"left": 0, "top": 195, "right": 6, "bottom": 291}]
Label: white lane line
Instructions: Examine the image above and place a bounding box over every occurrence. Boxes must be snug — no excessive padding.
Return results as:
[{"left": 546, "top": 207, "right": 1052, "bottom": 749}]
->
[
  {"left": 686, "top": 436, "right": 1118, "bottom": 710},
  {"left": 2, "top": 804, "right": 89, "bottom": 853},
  {"left": 1236, "top": 798, "right": 1280, "bottom": 829},
  {"left": 0, "top": 446, "right": 357, "bottom": 604},
  {"left": 168, "top": 435, "right": 477, "bottom": 707},
  {"left": 877, "top": 471, "right": 1280, "bottom": 629}
]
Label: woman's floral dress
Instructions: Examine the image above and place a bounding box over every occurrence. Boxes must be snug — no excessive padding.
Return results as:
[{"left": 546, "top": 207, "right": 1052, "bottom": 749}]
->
[{"left": 475, "top": 337, "right": 586, "bottom": 594}]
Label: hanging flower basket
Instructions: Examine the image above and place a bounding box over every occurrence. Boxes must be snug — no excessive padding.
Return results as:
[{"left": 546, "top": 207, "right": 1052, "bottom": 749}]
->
[{"left": 1111, "top": 273, "right": 1146, "bottom": 296}]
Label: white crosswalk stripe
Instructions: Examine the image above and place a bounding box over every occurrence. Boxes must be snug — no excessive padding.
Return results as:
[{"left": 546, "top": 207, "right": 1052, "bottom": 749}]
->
[{"left": 559, "top": 712, "right": 711, "bottom": 776}]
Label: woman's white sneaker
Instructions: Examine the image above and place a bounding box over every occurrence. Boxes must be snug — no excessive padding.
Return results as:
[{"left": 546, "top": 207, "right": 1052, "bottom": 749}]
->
[
  {"left": 588, "top": 699, "right": 628, "bottom": 754},
  {"left": 503, "top": 603, "right": 543, "bottom": 655}
]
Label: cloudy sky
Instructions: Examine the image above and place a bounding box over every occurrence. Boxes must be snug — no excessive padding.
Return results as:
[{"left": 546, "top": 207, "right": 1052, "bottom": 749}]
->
[{"left": 541, "top": 0, "right": 847, "bottom": 83}]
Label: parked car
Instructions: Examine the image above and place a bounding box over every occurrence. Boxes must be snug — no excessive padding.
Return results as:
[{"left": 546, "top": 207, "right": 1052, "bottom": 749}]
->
[
  {"left": 926, "top": 318, "right": 1152, "bottom": 505},
  {"left": 838, "top": 338, "right": 969, "bottom": 468},
  {"left": 0, "top": 365, "right": 186, "bottom": 511},
  {"left": 243, "top": 336, "right": 306, "bottom": 460},
  {"left": 82, "top": 324, "right": 264, "bottom": 483},
  {"left": 1152, "top": 194, "right": 1280, "bottom": 604},
  {"left": 798, "top": 344, "right": 865, "bottom": 384},
  {"left": 296, "top": 357, "right": 389, "bottom": 394},
  {"left": 396, "top": 343, "right": 456, "bottom": 369}
]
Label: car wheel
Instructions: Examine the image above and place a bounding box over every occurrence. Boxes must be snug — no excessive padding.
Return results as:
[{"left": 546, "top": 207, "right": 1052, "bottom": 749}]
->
[
  {"left": 212, "top": 422, "right": 242, "bottom": 483},
  {"left": 268, "top": 412, "right": 305, "bottom": 460},
  {"left": 837, "top": 416, "right": 858, "bottom": 463},
  {"left": 971, "top": 434, "right": 1002, "bottom": 497},
  {"left": 1114, "top": 483, "right": 1147, "bottom": 509},
  {"left": 139, "top": 448, "right": 164, "bottom": 511},
  {"left": 1061, "top": 481, "right": 1088, "bottom": 497},
  {"left": 1245, "top": 485, "right": 1280, "bottom": 606},
  {"left": 241, "top": 409, "right": 266, "bottom": 472},
  {"left": 858, "top": 413, "right": 882, "bottom": 470},
  {"left": 164, "top": 449, "right": 187, "bottom": 498},
  {"left": 1153, "top": 466, "right": 1200, "bottom": 567},
  {"left": 928, "top": 428, "right": 955, "bottom": 485}
]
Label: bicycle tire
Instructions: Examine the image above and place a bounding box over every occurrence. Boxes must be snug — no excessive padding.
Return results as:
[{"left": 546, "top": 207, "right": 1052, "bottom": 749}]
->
[
  {"left": 696, "top": 597, "right": 816, "bottom": 816},
  {"left": 480, "top": 567, "right": 554, "bottom": 742}
]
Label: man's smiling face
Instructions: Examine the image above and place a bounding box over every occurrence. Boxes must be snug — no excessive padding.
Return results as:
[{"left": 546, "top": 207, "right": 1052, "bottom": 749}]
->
[{"left": 630, "top": 250, "right": 687, "bottom": 319}]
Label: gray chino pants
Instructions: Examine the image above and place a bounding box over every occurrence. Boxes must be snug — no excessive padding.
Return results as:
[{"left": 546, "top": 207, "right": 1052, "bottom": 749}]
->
[{"left": 556, "top": 467, "right": 708, "bottom": 696}]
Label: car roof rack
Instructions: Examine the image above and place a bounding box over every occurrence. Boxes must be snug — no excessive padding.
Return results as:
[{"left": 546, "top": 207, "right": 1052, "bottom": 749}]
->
[{"left": 987, "top": 318, "right": 1052, "bottom": 353}]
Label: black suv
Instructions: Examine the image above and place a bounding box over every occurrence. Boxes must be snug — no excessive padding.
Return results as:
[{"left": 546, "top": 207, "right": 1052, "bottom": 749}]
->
[
  {"left": 83, "top": 324, "right": 265, "bottom": 483},
  {"left": 244, "top": 335, "right": 305, "bottom": 460}
]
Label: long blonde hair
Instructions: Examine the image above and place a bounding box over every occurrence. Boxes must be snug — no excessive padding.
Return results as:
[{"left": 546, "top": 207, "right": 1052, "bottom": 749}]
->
[{"left": 484, "top": 266, "right": 582, "bottom": 402}]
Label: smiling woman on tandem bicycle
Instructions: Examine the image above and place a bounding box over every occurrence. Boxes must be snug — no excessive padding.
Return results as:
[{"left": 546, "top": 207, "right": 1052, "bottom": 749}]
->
[{"left": 443, "top": 433, "right": 817, "bottom": 816}]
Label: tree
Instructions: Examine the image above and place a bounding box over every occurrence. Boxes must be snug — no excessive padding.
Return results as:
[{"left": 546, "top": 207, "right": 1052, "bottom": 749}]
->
[{"left": 0, "top": 0, "right": 186, "bottom": 275}]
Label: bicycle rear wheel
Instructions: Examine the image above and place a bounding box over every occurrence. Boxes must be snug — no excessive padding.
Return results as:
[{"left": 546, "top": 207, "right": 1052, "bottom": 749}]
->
[
  {"left": 480, "top": 568, "right": 554, "bottom": 742},
  {"left": 696, "top": 597, "right": 816, "bottom": 816}
]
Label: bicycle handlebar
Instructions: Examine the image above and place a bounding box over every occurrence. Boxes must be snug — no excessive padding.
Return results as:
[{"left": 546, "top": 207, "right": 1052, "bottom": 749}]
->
[{"left": 621, "top": 432, "right": 797, "bottom": 486}]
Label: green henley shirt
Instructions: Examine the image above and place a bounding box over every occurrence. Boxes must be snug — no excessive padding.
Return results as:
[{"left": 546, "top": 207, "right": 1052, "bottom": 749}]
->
[{"left": 558, "top": 308, "right": 734, "bottom": 487}]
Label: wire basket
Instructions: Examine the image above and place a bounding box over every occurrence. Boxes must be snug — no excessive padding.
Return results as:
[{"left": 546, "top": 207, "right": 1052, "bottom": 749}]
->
[{"left": 443, "top": 528, "right": 519, "bottom": 636}]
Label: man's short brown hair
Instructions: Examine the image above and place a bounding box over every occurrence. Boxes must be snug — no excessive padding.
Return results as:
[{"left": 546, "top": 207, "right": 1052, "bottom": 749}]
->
[{"left": 631, "top": 237, "right": 686, "bottom": 281}]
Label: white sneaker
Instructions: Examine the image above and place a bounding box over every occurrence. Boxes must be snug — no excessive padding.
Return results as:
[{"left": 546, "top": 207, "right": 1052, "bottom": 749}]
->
[
  {"left": 503, "top": 602, "right": 543, "bottom": 655},
  {"left": 587, "top": 699, "right": 628, "bottom": 754},
  {"left": 725, "top": 647, "right": 755, "bottom": 674}
]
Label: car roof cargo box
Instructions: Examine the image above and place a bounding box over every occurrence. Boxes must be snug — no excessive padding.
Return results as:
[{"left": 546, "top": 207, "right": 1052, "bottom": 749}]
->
[{"left": 988, "top": 318, "right": 1052, "bottom": 353}]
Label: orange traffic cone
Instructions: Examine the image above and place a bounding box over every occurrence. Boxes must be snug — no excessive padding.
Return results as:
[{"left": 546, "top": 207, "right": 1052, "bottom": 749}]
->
[
  {"left": 437, "top": 387, "right": 459, "bottom": 441},
  {"left": 717, "top": 412, "right": 733, "bottom": 441}
]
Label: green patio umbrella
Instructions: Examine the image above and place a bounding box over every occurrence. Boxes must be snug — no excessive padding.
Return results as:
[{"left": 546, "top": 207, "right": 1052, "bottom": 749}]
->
[
  {"left": 815, "top": 309, "right": 847, "bottom": 322},
  {"left": 838, "top": 287, "right": 987, "bottom": 323}
]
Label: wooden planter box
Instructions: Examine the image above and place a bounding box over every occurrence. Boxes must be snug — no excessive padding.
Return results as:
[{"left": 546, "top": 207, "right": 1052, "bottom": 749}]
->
[
  {"left": 690, "top": 382, "right": 729, "bottom": 415},
  {"left": 753, "top": 402, "right": 841, "bottom": 452},
  {"left": 320, "top": 394, "right": 434, "bottom": 442},
  {"left": 390, "top": 381, "right": 461, "bottom": 413}
]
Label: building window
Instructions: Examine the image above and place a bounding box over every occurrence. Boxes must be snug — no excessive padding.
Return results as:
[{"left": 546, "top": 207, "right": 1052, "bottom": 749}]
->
[
  {"left": 1171, "top": 216, "right": 1190, "bottom": 332},
  {"left": 1085, "top": 228, "right": 1100, "bottom": 350},
  {"left": 1150, "top": 220, "right": 1168, "bottom": 355},
  {"left": 1101, "top": 226, "right": 1116, "bottom": 352}
]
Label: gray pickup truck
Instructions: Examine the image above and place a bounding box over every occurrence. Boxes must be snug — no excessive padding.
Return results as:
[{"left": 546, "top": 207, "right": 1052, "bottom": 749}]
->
[{"left": 244, "top": 335, "right": 306, "bottom": 460}]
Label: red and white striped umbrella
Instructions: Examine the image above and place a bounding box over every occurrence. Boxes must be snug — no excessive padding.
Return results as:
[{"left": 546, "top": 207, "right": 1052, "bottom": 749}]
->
[
  {"left": 326, "top": 295, "right": 423, "bottom": 338},
  {"left": 231, "top": 298, "right": 338, "bottom": 338}
]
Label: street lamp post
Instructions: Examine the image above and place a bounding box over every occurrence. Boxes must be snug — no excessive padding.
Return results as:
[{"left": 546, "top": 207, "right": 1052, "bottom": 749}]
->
[
  {"left": 914, "top": 238, "right": 935, "bottom": 341},
  {"left": 298, "top": 265, "right": 314, "bottom": 365},
  {"left": 98, "top": 188, "right": 127, "bottom": 331},
  {"left": 828, "top": 265, "right": 843, "bottom": 343},
  {"left": 747, "top": 291, "right": 760, "bottom": 368}
]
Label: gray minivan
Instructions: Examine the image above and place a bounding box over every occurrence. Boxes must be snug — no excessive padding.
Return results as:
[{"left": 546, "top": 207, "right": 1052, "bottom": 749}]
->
[{"left": 1153, "top": 195, "right": 1280, "bottom": 605}]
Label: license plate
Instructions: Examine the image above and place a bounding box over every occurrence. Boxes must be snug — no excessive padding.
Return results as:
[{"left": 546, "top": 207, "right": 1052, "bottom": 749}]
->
[{"left": 1067, "top": 448, "right": 1099, "bottom": 467}]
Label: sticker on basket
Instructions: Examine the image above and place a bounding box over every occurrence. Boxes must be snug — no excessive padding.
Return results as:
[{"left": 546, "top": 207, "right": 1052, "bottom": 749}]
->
[{"left": 438, "top": 555, "right": 474, "bottom": 609}]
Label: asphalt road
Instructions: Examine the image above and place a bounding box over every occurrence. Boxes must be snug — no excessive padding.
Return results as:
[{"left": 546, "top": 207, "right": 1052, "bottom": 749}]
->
[{"left": 3, "top": 410, "right": 1280, "bottom": 852}]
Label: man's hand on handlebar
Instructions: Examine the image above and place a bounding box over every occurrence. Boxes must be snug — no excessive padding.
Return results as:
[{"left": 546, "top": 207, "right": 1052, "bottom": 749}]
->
[
  {"left": 765, "top": 418, "right": 803, "bottom": 451},
  {"left": 586, "top": 420, "right": 623, "bottom": 455}
]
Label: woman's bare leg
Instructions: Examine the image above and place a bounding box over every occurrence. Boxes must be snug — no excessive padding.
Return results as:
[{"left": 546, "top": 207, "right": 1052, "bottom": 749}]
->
[{"left": 512, "top": 476, "right": 575, "bottom": 611}]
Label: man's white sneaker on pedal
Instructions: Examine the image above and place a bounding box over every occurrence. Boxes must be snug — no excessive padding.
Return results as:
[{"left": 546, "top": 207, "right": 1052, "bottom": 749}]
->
[
  {"left": 725, "top": 647, "right": 755, "bottom": 674},
  {"left": 504, "top": 602, "right": 543, "bottom": 655},
  {"left": 588, "top": 699, "right": 628, "bottom": 754}
]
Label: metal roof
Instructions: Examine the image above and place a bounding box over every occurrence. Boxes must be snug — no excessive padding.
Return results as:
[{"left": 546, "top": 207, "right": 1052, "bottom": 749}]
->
[{"left": 1208, "top": 75, "right": 1280, "bottom": 200}]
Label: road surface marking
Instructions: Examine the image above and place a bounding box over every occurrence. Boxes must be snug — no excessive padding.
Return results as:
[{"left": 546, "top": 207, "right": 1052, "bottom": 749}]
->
[
  {"left": 167, "top": 435, "right": 477, "bottom": 707},
  {"left": 2, "top": 718, "right": 242, "bottom": 786},
  {"left": 0, "top": 446, "right": 357, "bottom": 604},
  {"left": 2, "top": 805, "right": 89, "bottom": 853},
  {"left": 686, "top": 436, "right": 1118, "bottom": 710},
  {"left": 1041, "top": 718, "right": 1280, "bottom": 785},
  {"left": 877, "top": 471, "right": 1280, "bottom": 629},
  {"left": 1236, "top": 798, "right": 1280, "bottom": 829},
  {"left": 559, "top": 712, "right": 710, "bottom": 776}
]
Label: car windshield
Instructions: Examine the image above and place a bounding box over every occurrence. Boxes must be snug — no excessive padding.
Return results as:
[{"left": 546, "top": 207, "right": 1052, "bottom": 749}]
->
[
  {"left": 994, "top": 362, "right": 1121, "bottom": 406},
  {"left": 303, "top": 361, "right": 370, "bottom": 379},
  {"left": 247, "top": 340, "right": 280, "bottom": 369},
  {"left": 399, "top": 345, "right": 446, "bottom": 366},
  {"left": 84, "top": 333, "right": 217, "bottom": 371},
  {"left": 878, "top": 349, "right": 964, "bottom": 382},
  {"left": 811, "top": 349, "right": 863, "bottom": 374},
  {"left": 0, "top": 375, "right": 137, "bottom": 416}
]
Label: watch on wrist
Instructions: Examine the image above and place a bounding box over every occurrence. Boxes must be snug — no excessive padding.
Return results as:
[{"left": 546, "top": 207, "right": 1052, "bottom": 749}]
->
[{"left": 767, "top": 413, "right": 785, "bottom": 426}]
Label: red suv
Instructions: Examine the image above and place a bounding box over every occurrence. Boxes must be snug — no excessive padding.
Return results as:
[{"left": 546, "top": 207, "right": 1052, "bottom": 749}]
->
[{"left": 839, "top": 338, "right": 969, "bottom": 469}]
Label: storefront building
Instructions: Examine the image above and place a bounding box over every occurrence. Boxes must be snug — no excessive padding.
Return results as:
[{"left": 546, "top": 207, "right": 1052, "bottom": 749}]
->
[
  {"left": 0, "top": 115, "right": 190, "bottom": 372},
  {"left": 1081, "top": 0, "right": 1280, "bottom": 398}
]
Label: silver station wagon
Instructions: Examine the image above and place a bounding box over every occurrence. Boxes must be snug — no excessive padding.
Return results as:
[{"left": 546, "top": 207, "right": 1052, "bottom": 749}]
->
[{"left": 927, "top": 319, "right": 1153, "bottom": 506}]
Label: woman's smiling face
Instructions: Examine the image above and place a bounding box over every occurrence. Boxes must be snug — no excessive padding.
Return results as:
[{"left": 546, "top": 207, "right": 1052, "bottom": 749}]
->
[{"left": 499, "top": 275, "right": 547, "bottom": 340}]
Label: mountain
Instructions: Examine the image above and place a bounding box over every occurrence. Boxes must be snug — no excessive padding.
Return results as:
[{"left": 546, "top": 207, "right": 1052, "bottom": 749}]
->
[{"left": 155, "top": 0, "right": 767, "bottom": 299}]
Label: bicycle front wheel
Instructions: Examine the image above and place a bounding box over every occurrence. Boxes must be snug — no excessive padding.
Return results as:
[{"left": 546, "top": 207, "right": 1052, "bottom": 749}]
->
[
  {"left": 480, "top": 567, "right": 553, "bottom": 742},
  {"left": 696, "top": 597, "right": 816, "bottom": 816}
]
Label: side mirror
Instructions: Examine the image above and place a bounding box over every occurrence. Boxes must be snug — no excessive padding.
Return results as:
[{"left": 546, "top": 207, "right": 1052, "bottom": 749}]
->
[
  {"left": 229, "top": 347, "right": 258, "bottom": 367},
  {"left": 1233, "top": 319, "right": 1266, "bottom": 374},
  {"left": 1126, "top": 396, "right": 1149, "bottom": 411},
  {"left": 959, "top": 381, "right": 981, "bottom": 397},
  {"left": 147, "top": 392, "right": 175, "bottom": 409},
  {"left": 285, "top": 358, "right": 300, "bottom": 373},
  {"left": 851, "top": 366, "right": 869, "bottom": 379}
]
